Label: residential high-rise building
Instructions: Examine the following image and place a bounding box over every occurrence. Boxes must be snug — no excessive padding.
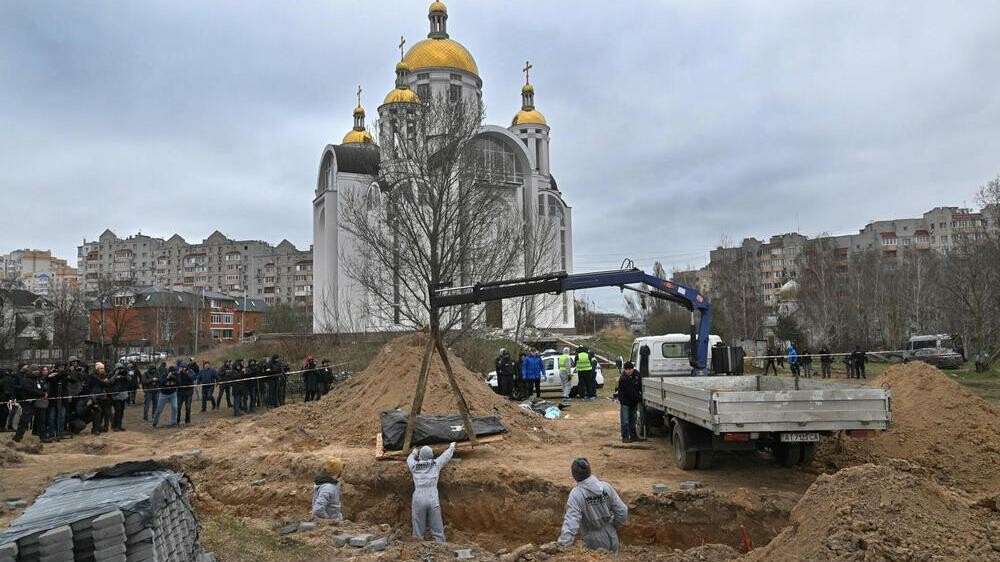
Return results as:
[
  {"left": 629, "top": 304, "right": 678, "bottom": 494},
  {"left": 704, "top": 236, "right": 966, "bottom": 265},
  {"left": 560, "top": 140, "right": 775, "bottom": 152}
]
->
[
  {"left": 0, "top": 249, "right": 79, "bottom": 296},
  {"left": 77, "top": 230, "right": 312, "bottom": 310}
]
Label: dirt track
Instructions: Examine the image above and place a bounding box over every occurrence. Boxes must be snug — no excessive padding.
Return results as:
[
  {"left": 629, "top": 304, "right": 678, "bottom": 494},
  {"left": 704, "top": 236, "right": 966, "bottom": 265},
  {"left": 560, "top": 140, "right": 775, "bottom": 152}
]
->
[{"left": 2, "top": 340, "right": 999, "bottom": 561}]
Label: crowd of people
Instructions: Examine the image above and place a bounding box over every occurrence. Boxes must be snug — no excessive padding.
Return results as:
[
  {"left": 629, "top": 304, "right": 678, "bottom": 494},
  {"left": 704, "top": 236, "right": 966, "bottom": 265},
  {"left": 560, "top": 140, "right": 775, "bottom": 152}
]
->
[
  {"left": 1, "top": 354, "right": 340, "bottom": 442},
  {"left": 762, "top": 344, "right": 868, "bottom": 379},
  {"left": 493, "top": 346, "right": 599, "bottom": 401}
]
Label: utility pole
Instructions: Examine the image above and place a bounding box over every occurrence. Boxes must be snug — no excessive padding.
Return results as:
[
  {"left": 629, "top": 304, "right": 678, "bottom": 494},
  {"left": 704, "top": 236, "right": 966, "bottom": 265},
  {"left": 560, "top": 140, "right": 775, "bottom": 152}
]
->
[{"left": 241, "top": 287, "right": 247, "bottom": 341}]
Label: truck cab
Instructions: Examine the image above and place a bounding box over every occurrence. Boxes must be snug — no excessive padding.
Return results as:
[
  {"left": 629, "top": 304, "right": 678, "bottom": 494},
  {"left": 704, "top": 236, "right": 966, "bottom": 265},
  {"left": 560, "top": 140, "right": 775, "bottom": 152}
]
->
[{"left": 629, "top": 334, "right": 724, "bottom": 376}]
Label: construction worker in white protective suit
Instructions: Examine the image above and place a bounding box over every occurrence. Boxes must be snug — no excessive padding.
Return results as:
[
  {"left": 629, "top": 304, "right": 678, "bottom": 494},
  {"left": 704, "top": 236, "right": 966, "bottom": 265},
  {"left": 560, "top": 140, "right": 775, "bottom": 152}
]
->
[
  {"left": 557, "top": 458, "right": 628, "bottom": 552},
  {"left": 407, "top": 442, "right": 456, "bottom": 542},
  {"left": 558, "top": 347, "right": 575, "bottom": 400}
]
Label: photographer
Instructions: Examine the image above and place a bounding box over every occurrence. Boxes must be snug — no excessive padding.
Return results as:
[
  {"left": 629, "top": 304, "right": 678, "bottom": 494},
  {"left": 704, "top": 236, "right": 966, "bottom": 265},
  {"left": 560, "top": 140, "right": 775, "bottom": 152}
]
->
[
  {"left": 87, "top": 362, "right": 112, "bottom": 434},
  {"left": 319, "top": 359, "right": 334, "bottom": 396},
  {"left": 13, "top": 364, "right": 47, "bottom": 443},
  {"left": 177, "top": 366, "right": 195, "bottom": 425},
  {"left": 47, "top": 362, "right": 69, "bottom": 441},
  {"left": 141, "top": 364, "right": 159, "bottom": 421}
]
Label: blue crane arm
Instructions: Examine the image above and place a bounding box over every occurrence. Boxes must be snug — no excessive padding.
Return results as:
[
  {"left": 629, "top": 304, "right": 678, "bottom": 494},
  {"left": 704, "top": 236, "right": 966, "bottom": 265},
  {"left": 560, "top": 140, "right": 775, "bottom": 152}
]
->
[{"left": 430, "top": 268, "right": 713, "bottom": 375}]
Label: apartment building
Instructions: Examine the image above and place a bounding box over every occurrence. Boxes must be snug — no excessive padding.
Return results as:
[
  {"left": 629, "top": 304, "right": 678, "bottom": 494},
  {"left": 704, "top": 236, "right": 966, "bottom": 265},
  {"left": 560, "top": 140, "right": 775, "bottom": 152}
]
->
[
  {"left": 77, "top": 230, "right": 313, "bottom": 309},
  {"left": 0, "top": 249, "right": 79, "bottom": 296},
  {"left": 677, "top": 204, "right": 997, "bottom": 314}
]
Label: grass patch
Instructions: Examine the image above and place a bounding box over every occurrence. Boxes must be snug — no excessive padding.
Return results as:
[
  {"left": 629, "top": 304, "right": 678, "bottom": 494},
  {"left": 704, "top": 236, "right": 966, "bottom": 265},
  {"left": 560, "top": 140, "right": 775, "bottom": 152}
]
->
[{"left": 200, "top": 515, "right": 324, "bottom": 562}]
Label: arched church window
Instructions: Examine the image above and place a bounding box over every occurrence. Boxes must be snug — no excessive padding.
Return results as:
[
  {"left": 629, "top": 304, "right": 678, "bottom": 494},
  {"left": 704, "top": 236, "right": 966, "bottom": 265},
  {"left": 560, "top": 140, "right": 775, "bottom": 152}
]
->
[
  {"left": 475, "top": 137, "right": 520, "bottom": 184},
  {"left": 537, "top": 194, "right": 545, "bottom": 216}
]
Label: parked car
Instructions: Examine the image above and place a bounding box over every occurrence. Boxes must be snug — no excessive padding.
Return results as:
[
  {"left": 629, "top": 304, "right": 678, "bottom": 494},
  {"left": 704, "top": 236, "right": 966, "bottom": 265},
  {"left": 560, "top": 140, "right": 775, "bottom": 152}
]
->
[
  {"left": 904, "top": 334, "right": 956, "bottom": 361},
  {"left": 906, "top": 347, "right": 963, "bottom": 369},
  {"left": 485, "top": 353, "right": 603, "bottom": 397}
]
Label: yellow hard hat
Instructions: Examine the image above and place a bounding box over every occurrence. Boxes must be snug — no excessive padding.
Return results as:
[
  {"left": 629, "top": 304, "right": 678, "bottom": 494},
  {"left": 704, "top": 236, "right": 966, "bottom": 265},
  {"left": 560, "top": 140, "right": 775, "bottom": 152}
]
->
[{"left": 325, "top": 457, "right": 344, "bottom": 478}]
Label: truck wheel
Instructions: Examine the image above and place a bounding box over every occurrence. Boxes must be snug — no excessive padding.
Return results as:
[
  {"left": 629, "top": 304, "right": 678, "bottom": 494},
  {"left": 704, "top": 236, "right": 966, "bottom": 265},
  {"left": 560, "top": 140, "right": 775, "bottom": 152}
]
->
[
  {"left": 774, "top": 443, "right": 802, "bottom": 467},
  {"left": 696, "top": 450, "right": 714, "bottom": 469},
  {"left": 799, "top": 443, "right": 817, "bottom": 465},
  {"left": 672, "top": 422, "right": 698, "bottom": 470}
]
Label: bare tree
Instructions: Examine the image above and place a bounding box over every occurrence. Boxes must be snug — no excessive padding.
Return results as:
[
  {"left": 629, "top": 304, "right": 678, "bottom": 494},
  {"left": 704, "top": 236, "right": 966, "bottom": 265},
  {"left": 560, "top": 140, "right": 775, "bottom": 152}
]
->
[
  {"left": 340, "top": 94, "right": 525, "bottom": 335},
  {"left": 0, "top": 278, "right": 21, "bottom": 356},
  {"left": 710, "top": 242, "right": 765, "bottom": 341},
  {"left": 794, "top": 236, "right": 844, "bottom": 346},
  {"left": 49, "top": 282, "right": 88, "bottom": 359},
  {"left": 622, "top": 262, "right": 691, "bottom": 335}
]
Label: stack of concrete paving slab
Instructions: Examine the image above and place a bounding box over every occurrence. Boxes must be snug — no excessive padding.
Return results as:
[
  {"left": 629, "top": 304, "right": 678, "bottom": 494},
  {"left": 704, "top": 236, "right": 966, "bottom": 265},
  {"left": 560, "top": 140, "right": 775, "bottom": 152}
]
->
[{"left": 0, "top": 463, "right": 210, "bottom": 562}]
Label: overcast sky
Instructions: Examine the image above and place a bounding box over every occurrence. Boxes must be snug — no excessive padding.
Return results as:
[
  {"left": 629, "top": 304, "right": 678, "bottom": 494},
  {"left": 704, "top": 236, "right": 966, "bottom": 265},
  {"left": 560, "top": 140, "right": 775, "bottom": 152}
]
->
[{"left": 2, "top": 1, "right": 999, "bottom": 312}]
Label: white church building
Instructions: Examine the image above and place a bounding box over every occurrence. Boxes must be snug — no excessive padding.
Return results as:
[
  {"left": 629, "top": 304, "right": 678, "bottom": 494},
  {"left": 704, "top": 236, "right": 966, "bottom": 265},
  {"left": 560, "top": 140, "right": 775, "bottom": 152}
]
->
[{"left": 312, "top": 1, "right": 575, "bottom": 334}]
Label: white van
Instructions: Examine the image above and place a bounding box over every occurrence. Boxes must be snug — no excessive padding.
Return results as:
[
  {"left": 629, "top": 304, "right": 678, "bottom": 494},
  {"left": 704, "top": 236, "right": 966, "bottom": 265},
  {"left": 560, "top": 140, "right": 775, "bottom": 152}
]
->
[
  {"left": 628, "top": 334, "right": 724, "bottom": 377},
  {"left": 906, "top": 334, "right": 954, "bottom": 359}
]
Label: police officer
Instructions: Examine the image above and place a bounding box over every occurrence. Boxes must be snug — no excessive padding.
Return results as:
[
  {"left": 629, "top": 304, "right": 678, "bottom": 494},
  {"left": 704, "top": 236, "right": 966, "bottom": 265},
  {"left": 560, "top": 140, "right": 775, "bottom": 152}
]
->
[{"left": 303, "top": 355, "right": 319, "bottom": 402}]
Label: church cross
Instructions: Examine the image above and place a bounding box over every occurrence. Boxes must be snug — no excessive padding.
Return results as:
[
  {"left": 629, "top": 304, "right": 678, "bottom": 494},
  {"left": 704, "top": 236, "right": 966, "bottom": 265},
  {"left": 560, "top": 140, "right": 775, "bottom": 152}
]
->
[
  {"left": 356, "top": 85, "right": 362, "bottom": 106},
  {"left": 399, "top": 36, "right": 406, "bottom": 60},
  {"left": 523, "top": 60, "right": 532, "bottom": 84}
]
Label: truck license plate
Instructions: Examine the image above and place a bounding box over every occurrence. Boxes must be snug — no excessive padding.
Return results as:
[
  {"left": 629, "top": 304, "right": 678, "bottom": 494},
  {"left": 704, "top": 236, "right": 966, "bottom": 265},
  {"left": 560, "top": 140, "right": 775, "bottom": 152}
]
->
[{"left": 780, "top": 433, "right": 820, "bottom": 443}]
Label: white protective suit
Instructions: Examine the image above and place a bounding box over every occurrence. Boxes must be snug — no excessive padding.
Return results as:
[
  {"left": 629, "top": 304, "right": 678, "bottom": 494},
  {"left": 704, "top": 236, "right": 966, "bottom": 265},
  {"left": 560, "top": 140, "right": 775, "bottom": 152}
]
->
[
  {"left": 407, "top": 443, "right": 455, "bottom": 542},
  {"left": 557, "top": 475, "right": 628, "bottom": 552},
  {"left": 311, "top": 478, "right": 342, "bottom": 521}
]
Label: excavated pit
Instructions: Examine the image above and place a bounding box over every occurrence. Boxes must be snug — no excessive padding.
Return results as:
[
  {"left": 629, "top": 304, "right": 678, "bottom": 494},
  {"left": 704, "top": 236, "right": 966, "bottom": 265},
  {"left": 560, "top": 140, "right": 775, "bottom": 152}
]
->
[{"left": 189, "top": 454, "right": 796, "bottom": 553}]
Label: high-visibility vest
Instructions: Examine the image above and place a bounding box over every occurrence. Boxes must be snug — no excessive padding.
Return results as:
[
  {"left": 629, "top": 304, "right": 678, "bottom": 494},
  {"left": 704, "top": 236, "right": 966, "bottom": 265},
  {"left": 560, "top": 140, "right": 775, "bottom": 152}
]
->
[
  {"left": 576, "top": 352, "right": 592, "bottom": 372},
  {"left": 558, "top": 354, "right": 572, "bottom": 374}
]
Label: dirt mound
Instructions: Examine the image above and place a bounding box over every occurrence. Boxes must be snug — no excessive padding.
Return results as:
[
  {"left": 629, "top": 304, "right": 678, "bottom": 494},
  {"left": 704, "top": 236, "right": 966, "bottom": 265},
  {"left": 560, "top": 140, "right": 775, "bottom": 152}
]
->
[
  {"left": 819, "top": 361, "right": 1000, "bottom": 494},
  {"left": 745, "top": 461, "right": 1000, "bottom": 561},
  {"left": 0, "top": 442, "right": 23, "bottom": 467},
  {"left": 214, "top": 333, "right": 535, "bottom": 447}
]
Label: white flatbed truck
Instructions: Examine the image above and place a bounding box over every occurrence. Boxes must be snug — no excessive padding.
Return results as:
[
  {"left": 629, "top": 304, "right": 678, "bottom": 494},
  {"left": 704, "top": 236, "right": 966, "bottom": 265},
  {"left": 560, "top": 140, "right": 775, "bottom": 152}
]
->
[{"left": 638, "top": 375, "right": 892, "bottom": 469}]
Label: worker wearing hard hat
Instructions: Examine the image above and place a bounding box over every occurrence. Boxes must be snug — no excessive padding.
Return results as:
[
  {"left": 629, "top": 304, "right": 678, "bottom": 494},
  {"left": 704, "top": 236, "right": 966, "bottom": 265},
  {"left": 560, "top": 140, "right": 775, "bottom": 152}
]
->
[
  {"left": 312, "top": 457, "right": 344, "bottom": 521},
  {"left": 557, "top": 458, "right": 628, "bottom": 552},
  {"left": 407, "top": 442, "right": 456, "bottom": 542}
]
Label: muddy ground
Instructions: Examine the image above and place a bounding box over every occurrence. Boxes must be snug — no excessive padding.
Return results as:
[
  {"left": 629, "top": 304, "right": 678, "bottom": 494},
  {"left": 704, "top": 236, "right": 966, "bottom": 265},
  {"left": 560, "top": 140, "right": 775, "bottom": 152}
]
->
[{"left": 2, "top": 341, "right": 999, "bottom": 561}]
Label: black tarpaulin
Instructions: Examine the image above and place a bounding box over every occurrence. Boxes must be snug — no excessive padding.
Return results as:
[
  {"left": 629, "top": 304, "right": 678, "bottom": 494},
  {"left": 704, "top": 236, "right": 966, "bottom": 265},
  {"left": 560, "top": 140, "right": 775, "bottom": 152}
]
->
[{"left": 380, "top": 409, "right": 507, "bottom": 450}]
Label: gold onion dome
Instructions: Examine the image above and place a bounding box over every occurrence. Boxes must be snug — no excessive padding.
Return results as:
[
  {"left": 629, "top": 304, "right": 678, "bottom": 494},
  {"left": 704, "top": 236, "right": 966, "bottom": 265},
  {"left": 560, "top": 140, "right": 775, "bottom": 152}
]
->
[
  {"left": 429, "top": 1, "right": 447, "bottom": 14},
  {"left": 353, "top": 105, "right": 365, "bottom": 117},
  {"left": 522, "top": 83, "right": 534, "bottom": 94},
  {"left": 342, "top": 129, "right": 374, "bottom": 144},
  {"left": 512, "top": 109, "right": 546, "bottom": 126},
  {"left": 403, "top": 38, "right": 478, "bottom": 75},
  {"left": 384, "top": 87, "right": 421, "bottom": 104}
]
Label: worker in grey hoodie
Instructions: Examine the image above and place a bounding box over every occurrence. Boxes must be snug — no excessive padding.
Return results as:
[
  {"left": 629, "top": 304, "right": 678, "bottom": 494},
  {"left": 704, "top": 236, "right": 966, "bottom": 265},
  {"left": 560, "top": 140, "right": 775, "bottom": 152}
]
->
[
  {"left": 557, "top": 458, "right": 628, "bottom": 552},
  {"left": 407, "top": 442, "right": 456, "bottom": 542},
  {"left": 311, "top": 457, "right": 344, "bottom": 522}
]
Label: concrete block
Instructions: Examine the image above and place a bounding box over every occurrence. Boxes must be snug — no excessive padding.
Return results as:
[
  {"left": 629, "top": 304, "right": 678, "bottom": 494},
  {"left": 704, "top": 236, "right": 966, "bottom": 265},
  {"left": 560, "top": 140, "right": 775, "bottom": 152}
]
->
[
  {"left": 366, "top": 537, "right": 387, "bottom": 552},
  {"left": 123, "top": 513, "right": 145, "bottom": 534},
  {"left": 679, "top": 481, "right": 703, "bottom": 490},
  {"left": 349, "top": 534, "right": 374, "bottom": 547},
  {"left": 0, "top": 541, "right": 17, "bottom": 562},
  {"left": 92, "top": 510, "right": 125, "bottom": 530},
  {"left": 38, "top": 552, "right": 75, "bottom": 562},
  {"left": 125, "top": 544, "right": 154, "bottom": 561},
  {"left": 652, "top": 483, "right": 670, "bottom": 494},
  {"left": 93, "top": 542, "right": 127, "bottom": 559},
  {"left": 333, "top": 535, "right": 352, "bottom": 546},
  {"left": 297, "top": 522, "right": 318, "bottom": 532},
  {"left": 126, "top": 528, "right": 154, "bottom": 545},
  {"left": 455, "top": 548, "right": 474, "bottom": 560},
  {"left": 93, "top": 525, "right": 126, "bottom": 541},
  {"left": 38, "top": 541, "right": 74, "bottom": 556}
]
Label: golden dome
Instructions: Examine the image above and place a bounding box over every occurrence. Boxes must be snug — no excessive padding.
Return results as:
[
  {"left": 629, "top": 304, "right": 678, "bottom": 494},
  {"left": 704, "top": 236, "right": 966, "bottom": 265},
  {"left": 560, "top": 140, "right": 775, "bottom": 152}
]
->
[
  {"left": 522, "top": 83, "right": 534, "bottom": 94},
  {"left": 512, "top": 109, "right": 547, "bottom": 126},
  {"left": 396, "top": 60, "right": 411, "bottom": 72},
  {"left": 429, "top": 1, "right": 447, "bottom": 14},
  {"left": 353, "top": 105, "right": 365, "bottom": 116},
  {"left": 342, "top": 129, "right": 374, "bottom": 144},
  {"left": 403, "top": 38, "right": 478, "bottom": 75},
  {"left": 384, "top": 87, "right": 421, "bottom": 104}
]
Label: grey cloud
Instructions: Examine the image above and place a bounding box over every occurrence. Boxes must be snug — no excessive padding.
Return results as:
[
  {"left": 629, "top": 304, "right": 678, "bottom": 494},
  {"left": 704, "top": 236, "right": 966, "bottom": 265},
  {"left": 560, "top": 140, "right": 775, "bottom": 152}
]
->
[{"left": 2, "top": 1, "right": 999, "bottom": 312}]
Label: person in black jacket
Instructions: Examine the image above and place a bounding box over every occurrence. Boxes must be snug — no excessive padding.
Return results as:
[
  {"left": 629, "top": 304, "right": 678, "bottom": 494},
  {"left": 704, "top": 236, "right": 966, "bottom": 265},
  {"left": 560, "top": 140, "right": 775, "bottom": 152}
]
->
[
  {"left": 152, "top": 367, "right": 179, "bottom": 428},
  {"left": 141, "top": 365, "right": 159, "bottom": 421},
  {"left": 87, "top": 362, "right": 112, "bottom": 434},
  {"left": 109, "top": 364, "right": 129, "bottom": 431},
  {"left": 302, "top": 356, "right": 319, "bottom": 402},
  {"left": 2, "top": 368, "right": 17, "bottom": 432},
  {"left": 216, "top": 360, "right": 233, "bottom": 408},
  {"left": 614, "top": 361, "right": 644, "bottom": 443},
  {"left": 177, "top": 366, "right": 195, "bottom": 424},
  {"left": 46, "top": 363, "right": 68, "bottom": 440},
  {"left": 13, "top": 364, "right": 47, "bottom": 442},
  {"left": 819, "top": 345, "right": 833, "bottom": 378},
  {"left": 319, "top": 359, "right": 334, "bottom": 396},
  {"left": 852, "top": 346, "right": 867, "bottom": 379}
]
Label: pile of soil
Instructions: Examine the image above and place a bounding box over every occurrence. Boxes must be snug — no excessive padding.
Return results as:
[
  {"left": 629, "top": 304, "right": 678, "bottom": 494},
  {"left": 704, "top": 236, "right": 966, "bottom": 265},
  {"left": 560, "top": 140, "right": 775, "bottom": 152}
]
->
[
  {"left": 818, "top": 361, "right": 1000, "bottom": 494},
  {"left": 205, "top": 333, "right": 536, "bottom": 447},
  {"left": 0, "top": 442, "right": 23, "bottom": 467},
  {"left": 745, "top": 461, "right": 1000, "bottom": 561}
]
